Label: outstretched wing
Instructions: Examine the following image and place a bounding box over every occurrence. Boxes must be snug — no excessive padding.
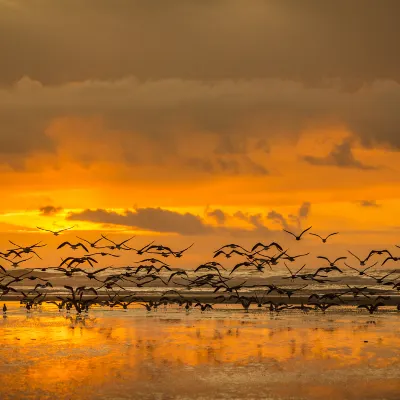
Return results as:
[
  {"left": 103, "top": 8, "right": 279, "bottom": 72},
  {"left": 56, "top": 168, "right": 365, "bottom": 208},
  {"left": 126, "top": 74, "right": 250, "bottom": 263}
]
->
[
  {"left": 299, "top": 226, "right": 312, "bottom": 238},
  {"left": 283, "top": 229, "right": 297, "bottom": 238}
]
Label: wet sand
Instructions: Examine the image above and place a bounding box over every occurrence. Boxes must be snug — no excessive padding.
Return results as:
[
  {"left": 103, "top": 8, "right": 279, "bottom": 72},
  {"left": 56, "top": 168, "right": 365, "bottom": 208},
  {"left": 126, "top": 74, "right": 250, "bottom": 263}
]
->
[{"left": 1, "top": 303, "right": 400, "bottom": 400}]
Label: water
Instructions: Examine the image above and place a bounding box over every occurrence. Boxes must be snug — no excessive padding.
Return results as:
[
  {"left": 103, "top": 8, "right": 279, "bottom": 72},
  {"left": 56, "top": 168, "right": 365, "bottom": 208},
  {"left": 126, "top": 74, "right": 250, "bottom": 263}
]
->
[{"left": 1, "top": 303, "right": 400, "bottom": 399}]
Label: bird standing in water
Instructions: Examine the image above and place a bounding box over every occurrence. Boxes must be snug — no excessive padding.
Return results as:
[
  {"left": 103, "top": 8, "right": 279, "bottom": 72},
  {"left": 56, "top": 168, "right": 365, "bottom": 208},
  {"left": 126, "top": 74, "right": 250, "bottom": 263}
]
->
[{"left": 3, "top": 304, "right": 7, "bottom": 315}]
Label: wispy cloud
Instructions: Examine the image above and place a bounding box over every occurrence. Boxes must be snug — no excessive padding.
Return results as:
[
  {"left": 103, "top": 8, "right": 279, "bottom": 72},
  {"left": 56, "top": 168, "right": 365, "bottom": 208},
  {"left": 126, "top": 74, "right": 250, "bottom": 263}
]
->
[
  {"left": 39, "top": 205, "right": 63, "bottom": 216},
  {"left": 358, "top": 200, "right": 381, "bottom": 208}
]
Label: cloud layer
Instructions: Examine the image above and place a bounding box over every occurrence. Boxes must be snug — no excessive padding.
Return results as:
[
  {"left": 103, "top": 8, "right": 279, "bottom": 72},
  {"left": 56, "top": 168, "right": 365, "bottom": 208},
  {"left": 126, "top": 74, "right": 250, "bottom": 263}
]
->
[{"left": 1, "top": 1, "right": 399, "bottom": 85}]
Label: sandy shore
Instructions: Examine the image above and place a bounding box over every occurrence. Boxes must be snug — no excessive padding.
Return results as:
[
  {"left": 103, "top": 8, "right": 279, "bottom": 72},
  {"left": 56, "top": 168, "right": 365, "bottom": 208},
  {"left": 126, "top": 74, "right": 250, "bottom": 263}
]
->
[{"left": 1, "top": 305, "right": 400, "bottom": 400}]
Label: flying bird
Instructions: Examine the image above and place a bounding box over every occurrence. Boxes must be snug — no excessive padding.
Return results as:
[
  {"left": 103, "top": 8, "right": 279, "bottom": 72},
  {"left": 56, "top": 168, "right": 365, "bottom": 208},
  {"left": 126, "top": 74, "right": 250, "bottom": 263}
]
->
[
  {"left": 317, "top": 256, "right": 346, "bottom": 267},
  {"left": 309, "top": 232, "right": 339, "bottom": 243},
  {"left": 283, "top": 226, "right": 312, "bottom": 241},
  {"left": 99, "top": 235, "right": 135, "bottom": 250},
  {"left": 344, "top": 262, "right": 377, "bottom": 276},
  {"left": 76, "top": 236, "right": 104, "bottom": 248},
  {"left": 37, "top": 226, "right": 76, "bottom": 236},
  {"left": 347, "top": 250, "right": 369, "bottom": 266},
  {"left": 282, "top": 262, "right": 307, "bottom": 280},
  {"left": 57, "top": 242, "right": 89, "bottom": 252}
]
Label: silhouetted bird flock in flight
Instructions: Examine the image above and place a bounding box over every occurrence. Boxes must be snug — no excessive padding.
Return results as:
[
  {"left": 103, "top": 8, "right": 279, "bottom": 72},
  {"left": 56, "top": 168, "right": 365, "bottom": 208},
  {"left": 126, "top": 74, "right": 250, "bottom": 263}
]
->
[{"left": 1, "top": 225, "right": 400, "bottom": 317}]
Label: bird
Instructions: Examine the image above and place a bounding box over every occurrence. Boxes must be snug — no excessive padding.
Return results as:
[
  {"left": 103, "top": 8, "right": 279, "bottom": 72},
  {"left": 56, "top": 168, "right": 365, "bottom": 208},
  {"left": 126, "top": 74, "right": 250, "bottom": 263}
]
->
[
  {"left": 86, "top": 252, "right": 120, "bottom": 258},
  {"left": 317, "top": 256, "right": 346, "bottom": 267},
  {"left": 251, "top": 242, "right": 283, "bottom": 252},
  {"left": 344, "top": 262, "right": 377, "bottom": 276},
  {"left": 37, "top": 226, "right": 76, "bottom": 236},
  {"left": 214, "top": 244, "right": 251, "bottom": 254},
  {"left": 314, "top": 266, "right": 343, "bottom": 275},
  {"left": 358, "top": 302, "right": 385, "bottom": 314},
  {"left": 365, "top": 271, "right": 397, "bottom": 285},
  {"left": 99, "top": 235, "right": 135, "bottom": 250},
  {"left": 135, "top": 265, "right": 172, "bottom": 274},
  {"left": 283, "top": 263, "right": 307, "bottom": 280},
  {"left": 76, "top": 236, "right": 104, "bottom": 248},
  {"left": 34, "top": 282, "right": 53, "bottom": 291},
  {"left": 128, "top": 241, "right": 155, "bottom": 255},
  {"left": 347, "top": 251, "right": 369, "bottom": 266},
  {"left": 133, "top": 258, "right": 169, "bottom": 266},
  {"left": 309, "top": 232, "right": 339, "bottom": 243},
  {"left": 365, "top": 249, "right": 394, "bottom": 261},
  {"left": 0, "top": 256, "right": 33, "bottom": 268},
  {"left": 83, "top": 267, "right": 110, "bottom": 281},
  {"left": 172, "top": 243, "right": 194, "bottom": 258},
  {"left": 230, "top": 261, "right": 258, "bottom": 274},
  {"left": 282, "top": 252, "right": 310, "bottom": 262},
  {"left": 194, "top": 303, "right": 213, "bottom": 312},
  {"left": 167, "top": 271, "right": 189, "bottom": 283},
  {"left": 283, "top": 226, "right": 312, "bottom": 241},
  {"left": 345, "top": 285, "right": 372, "bottom": 298},
  {"left": 59, "top": 256, "right": 98, "bottom": 268},
  {"left": 194, "top": 264, "right": 226, "bottom": 274},
  {"left": 213, "top": 249, "right": 249, "bottom": 259},
  {"left": 57, "top": 242, "right": 89, "bottom": 252},
  {"left": 8, "top": 241, "right": 46, "bottom": 259},
  {"left": 2, "top": 304, "right": 6, "bottom": 314},
  {"left": 382, "top": 255, "right": 400, "bottom": 266},
  {"left": 268, "top": 250, "right": 288, "bottom": 265}
]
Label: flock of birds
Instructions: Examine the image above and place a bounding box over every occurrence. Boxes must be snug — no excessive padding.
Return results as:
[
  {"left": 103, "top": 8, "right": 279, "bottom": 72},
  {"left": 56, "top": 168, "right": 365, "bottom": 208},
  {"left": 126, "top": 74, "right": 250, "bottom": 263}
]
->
[{"left": 1, "top": 225, "right": 400, "bottom": 317}]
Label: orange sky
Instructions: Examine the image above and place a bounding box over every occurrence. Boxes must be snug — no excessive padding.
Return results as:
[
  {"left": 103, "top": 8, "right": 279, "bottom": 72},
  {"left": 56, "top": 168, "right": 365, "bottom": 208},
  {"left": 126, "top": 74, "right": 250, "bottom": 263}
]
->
[{"left": 0, "top": 1, "right": 399, "bottom": 265}]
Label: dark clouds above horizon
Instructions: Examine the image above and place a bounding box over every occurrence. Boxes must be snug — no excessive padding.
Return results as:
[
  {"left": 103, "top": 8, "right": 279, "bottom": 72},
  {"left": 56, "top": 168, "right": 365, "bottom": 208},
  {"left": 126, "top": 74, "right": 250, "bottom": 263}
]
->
[
  {"left": 0, "top": 1, "right": 399, "bottom": 184},
  {"left": 0, "top": 0, "right": 400, "bottom": 173},
  {"left": 66, "top": 202, "right": 312, "bottom": 237},
  {"left": 1, "top": 0, "right": 399, "bottom": 86},
  {"left": 1, "top": 0, "right": 400, "bottom": 249}
]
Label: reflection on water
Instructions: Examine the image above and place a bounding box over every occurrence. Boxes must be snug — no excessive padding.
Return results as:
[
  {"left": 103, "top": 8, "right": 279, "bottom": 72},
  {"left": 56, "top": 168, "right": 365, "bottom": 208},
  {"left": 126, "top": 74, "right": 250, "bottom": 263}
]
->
[{"left": 1, "top": 303, "right": 400, "bottom": 400}]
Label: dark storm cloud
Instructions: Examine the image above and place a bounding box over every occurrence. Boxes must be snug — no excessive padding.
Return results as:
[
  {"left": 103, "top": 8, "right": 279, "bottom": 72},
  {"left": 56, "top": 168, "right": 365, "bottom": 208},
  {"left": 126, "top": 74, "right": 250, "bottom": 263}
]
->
[
  {"left": 303, "top": 139, "right": 377, "bottom": 170},
  {"left": 0, "top": 0, "right": 399, "bottom": 86},
  {"left": 66, "top": 204, "right": 321, "bottom": 238},
  {"left": 67, "top": 207, "right": 213, "bottom": 235},
  {"left": 2, "top": 76, "right": 400, "bottom": 171},
  {"left": 67, "top": 207, "right": 280, "bottom": 237},
  {"left": 1, "top": 0, "right": 400, "bottom": 170}
]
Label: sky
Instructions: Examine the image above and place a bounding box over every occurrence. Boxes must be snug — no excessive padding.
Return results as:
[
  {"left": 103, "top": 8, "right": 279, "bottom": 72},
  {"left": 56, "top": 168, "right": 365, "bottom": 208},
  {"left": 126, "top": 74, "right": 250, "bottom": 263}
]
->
[{"left": 0, "top": 0, "right": 400, "bottom": 267}]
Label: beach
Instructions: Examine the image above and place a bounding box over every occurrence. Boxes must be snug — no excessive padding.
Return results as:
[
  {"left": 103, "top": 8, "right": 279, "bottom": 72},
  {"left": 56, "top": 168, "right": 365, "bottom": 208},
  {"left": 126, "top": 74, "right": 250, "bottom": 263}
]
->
[{"left": 1, "top": 303, "right": 400, "bottom": 400}]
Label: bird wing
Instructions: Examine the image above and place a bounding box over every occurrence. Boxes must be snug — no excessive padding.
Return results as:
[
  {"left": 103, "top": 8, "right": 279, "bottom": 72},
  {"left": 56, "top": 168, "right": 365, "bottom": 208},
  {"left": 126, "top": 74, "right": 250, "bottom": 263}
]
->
[
  {"left": 326, "top": 232, "right": 339, "bottom": 239},
  {"left": 284, "top": 262, "right": 293, "bottom": 276},
  {"left": 295, "top": 264, "right": 306, "bottom": 275},
  {"left": 229, "top": 263, "right": 246, "bottom": 275},
  {"left": 78, "top": 243, "right": 89, "bottom": 252},
  {"left": 36, "top": 227, "right": 54, "bottom": 233},
  {"left": 299, "top": 226, "right": 312, "bottom": 237},
  {"left": 348, "top": 250, "right": 361, "bottom": 261},
  {"left": 57, "top": 226, "right": 76, "bottom": 233}
]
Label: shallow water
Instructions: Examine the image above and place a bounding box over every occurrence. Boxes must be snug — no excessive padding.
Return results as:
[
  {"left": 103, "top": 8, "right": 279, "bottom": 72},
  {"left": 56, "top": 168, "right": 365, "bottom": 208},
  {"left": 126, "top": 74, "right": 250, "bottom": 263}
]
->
[{"left": 1, "top": 304, "right": 400, "bottom": 400}]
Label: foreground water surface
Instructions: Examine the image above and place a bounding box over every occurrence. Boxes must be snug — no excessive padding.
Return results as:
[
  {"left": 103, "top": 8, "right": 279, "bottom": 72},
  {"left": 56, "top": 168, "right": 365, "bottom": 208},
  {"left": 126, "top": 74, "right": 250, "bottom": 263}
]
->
[{"left": 1, "top": 303, "right": 400, "bottom": 400}]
